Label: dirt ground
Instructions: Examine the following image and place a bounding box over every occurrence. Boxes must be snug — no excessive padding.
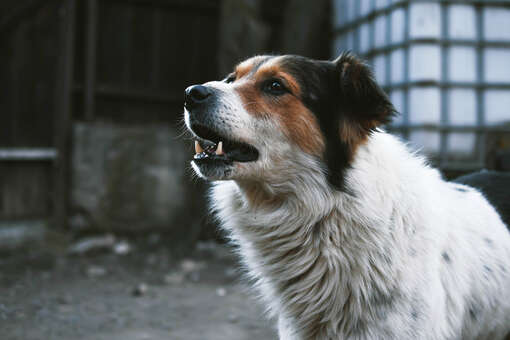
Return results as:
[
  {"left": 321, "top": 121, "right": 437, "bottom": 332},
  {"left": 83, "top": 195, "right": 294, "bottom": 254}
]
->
[{"left": 0, "top": 235, "right": 276, "bottom": 340}]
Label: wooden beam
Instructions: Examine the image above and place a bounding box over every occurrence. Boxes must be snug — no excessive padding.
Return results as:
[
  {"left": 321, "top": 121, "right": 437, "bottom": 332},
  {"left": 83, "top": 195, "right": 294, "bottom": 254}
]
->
[
  {"left": 0, "top": 148, "right": 58, "bottom": 161},
  {"left": 73, "top": 84, "right": 182, "bottom": 104},
  {"left": 53, "top": 0, "right": 76, "bottom": 230},
  {"left": 84, "top": 0, "right": 98, "bottom": 121}
]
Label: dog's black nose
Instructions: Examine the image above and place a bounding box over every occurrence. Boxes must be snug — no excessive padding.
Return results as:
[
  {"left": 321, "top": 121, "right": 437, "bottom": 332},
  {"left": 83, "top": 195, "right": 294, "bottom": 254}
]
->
[{"left": 185, "top": 85, "right": 212, "bottom": 108}]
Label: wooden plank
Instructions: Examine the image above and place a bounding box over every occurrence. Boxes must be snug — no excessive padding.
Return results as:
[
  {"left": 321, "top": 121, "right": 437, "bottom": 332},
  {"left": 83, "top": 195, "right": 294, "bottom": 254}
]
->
[
  {"left": 0, "top": 148, "right": 57, "bottom": 160},
  {"left": 121, "top": 5, "right": 133, "bottom": 85},
  {"left": 84, "top": 0, "right": 98, "bottom": 121},
  {"left": 151, "top": 9, "right": 161, "bottom": 87},
  {"left": 103, "top": 0, "right": 219, "bottom": 13},
  {"left": 53, "top": 0, "right": 75, "bottom": 229},
  {"left": 73, "top": 84, "right": 181, "bottom": 104},
  {"left": 131, "top": 4, "right": 153, "bottom": 88},
  {"left": 96, "top": 0, "right": 124, "bottom": 85}
]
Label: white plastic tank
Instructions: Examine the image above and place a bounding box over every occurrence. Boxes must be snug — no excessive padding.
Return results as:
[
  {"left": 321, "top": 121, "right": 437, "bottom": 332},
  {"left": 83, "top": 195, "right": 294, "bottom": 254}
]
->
[{"left": 332, "top": 0, "right": 510, "bottom": 170}]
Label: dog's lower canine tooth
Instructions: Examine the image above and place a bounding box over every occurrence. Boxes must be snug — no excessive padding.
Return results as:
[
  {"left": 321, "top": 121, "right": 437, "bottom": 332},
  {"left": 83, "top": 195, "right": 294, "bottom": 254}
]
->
[
  {"left": 195, "top": 140, "right": 203, "bottom": 154},
  {"left": 216, "top": 141, "right": 223, "bottom": 155}
]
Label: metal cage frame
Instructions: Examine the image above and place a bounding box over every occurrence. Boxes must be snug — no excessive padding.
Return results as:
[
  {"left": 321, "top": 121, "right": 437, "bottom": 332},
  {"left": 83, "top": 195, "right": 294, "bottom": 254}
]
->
[{"left": 333, "top": 0, "right": 510, "bottom": 171}]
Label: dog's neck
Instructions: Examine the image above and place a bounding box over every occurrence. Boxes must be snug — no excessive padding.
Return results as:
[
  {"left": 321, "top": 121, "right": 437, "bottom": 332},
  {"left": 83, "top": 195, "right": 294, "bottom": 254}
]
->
[{"left": 212, "top": 132, "right": 422, "bottom": 338}]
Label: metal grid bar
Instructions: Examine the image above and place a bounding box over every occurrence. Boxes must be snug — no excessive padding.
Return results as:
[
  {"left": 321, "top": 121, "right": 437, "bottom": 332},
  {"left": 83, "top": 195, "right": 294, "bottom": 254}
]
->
[
  {"left": 402, "top": 2, "right": 410, "bottom": 139},
  {"left": 384, "top": 0, "right": 392, "bottom": 92},
  {"left": 439, "top": 3, "right": 449, "bottom": 166},
  {"left": 475, "top": 4, "right": 487, "bottom": 165},
  {"left": 360, "top": 39, "right": 510, "bottom": 59},
  {"left": 0, "top": 148, "right": 58, "bottom": 161},
  {"left": 353, "top": 0, "right": 361, "bottom": 53},
  {"left": 369, "top": 0, "right": 376, "bottom": 64},
  {"left": 388, "top": 124, "right": 510, "bottom": 133},
  {"left": 384, "top": 81, "right": 510, "bottom": 90},
  {"left": 84, "top": 0, "right": 98, "bottom": 121}
]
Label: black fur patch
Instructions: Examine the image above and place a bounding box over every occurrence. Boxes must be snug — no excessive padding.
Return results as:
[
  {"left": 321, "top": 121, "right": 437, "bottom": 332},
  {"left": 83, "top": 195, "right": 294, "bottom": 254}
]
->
[
  {"left": 469, "top": 307, "right": 477, "bottom": 320},
  {"left": 442, "top": 251, "right": 451, "bottom": 263}
]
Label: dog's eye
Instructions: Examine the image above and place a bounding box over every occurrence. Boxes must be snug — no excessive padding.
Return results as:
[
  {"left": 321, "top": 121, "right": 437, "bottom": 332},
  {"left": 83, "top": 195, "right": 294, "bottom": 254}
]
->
[
  {"left": 225, "top": 74, "right": 236, "bottom": 84},
  {"left": 263, "top": 79, "right": 286, "bottom": 96}
]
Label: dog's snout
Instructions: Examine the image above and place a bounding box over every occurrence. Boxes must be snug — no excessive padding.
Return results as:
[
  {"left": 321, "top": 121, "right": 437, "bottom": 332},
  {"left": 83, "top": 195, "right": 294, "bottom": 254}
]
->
[{"left": 185, "top": 85, "right": 212, "bottom": 108}]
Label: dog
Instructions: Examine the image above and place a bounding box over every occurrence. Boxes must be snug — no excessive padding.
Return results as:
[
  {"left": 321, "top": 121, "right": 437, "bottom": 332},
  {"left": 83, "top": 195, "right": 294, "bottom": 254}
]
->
[{"left": 183, "top": 53, "right": 510, "bottom": 339}]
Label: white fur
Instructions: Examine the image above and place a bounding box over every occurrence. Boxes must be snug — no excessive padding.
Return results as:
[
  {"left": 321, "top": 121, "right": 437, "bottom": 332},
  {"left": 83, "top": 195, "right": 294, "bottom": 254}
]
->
[{"left": 210, "top": 131, "right": 510, "bottom": 339}]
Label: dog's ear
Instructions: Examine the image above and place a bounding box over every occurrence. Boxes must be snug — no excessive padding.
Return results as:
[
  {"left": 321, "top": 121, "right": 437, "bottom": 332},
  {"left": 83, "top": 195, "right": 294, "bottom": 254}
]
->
[
  {"left": 333, "top": 52, "right": 396, "bottom": 131},
  {"left": 319, "top": 53, "right": 396, "bottom": 190}
]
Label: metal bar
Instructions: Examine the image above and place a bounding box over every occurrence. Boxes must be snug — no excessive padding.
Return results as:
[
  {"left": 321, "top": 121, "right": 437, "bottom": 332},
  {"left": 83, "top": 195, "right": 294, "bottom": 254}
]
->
[
  {"left": 439, "top": 2, "right": 449, "bottom": 166},
  {"left": 368, "top": 0, "right": 376, "bottom": 64},
  {"left": 388, "top": 124, "right": 510, "bottom": 133},
  {"left": 402, "top": 2, "right": 410, "bottom": 139},
  {"left": 73, "top": 84, "right": 181, "bottom": 104},
  {"left": 383, "top": 81, "right": 510, "bottom": 91},
  {"left": 475, "top": 4, "right": 487, "bottom": 166},
  {"left": 353, "top": 0, "right": 361, "bottom": 53},
  {"left": 0, "top": 148, "right": 58, "bottom": 161},
  {"left": 84, "top": 0, "right": 98, "bottom": 121},
  {"left": 359, "top": 39, "right": 510, "bottom": 59},
  {"left": 333, "top": 0, "right": 510, "bottom": 35},
  {"left": 54, "top": 0, "right": 76, "bottom": 230},
  {"left": 385, "top": 1, "right": 392, "bottom": 93}
]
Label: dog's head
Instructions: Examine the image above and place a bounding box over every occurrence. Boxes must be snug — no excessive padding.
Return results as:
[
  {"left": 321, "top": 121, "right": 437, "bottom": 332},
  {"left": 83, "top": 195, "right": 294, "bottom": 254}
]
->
[{"left": 184, "top": 53, "right": 395, "bottom": 189}]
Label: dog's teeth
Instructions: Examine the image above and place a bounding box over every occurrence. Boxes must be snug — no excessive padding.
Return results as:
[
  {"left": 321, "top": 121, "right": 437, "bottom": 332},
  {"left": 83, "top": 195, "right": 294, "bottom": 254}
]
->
[
  {"left": 216, "top": 141, "right": 224, "bottom": 155},
  {"left": 195, "top": 140, "right": 203, "bottom": 154}
]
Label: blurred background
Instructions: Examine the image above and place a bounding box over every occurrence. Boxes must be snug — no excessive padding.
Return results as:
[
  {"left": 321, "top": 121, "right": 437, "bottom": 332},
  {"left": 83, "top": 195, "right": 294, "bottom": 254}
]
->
[{"left": 0, "top": 0, "right": 509, "bottom": 339}]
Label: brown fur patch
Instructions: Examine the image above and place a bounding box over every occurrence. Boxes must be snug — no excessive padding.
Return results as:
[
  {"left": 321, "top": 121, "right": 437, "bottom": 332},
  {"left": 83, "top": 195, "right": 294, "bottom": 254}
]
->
[
  {"left": 338, "top": 120, "right": 367, "bottom": 159},
  {"left": 338, "top": 118, "right": 380, "bottom": 160},
  {"left": 235, "top": 56, "right": 268, "bottom": 80},
  {"left": 235, "top": 62, "right": 324, "bottom": 156}
]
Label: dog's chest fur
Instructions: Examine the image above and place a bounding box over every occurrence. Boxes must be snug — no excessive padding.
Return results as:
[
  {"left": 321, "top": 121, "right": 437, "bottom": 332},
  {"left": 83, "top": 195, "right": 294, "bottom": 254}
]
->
[{"left": 211, "top": 132, "right": 510, "bottom": 340}]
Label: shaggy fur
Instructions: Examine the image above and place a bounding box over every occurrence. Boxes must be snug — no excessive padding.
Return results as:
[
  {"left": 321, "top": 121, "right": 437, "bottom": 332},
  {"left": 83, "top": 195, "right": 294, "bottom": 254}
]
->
[{"left": 183, "top": 53, "right": 510, "bottom": 339}]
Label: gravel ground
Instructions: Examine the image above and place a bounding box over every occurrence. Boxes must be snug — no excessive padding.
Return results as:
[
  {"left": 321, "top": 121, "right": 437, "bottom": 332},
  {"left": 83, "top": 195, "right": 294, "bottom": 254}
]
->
[{"left": 0, "top": 236, "right": 276, "bottom": 340}]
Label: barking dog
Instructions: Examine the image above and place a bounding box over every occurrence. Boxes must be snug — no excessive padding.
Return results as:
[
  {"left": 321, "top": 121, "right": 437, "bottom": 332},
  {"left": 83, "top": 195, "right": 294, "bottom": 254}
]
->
[{"left": 183, "top": 53, "right": 510, "bottom": 339}]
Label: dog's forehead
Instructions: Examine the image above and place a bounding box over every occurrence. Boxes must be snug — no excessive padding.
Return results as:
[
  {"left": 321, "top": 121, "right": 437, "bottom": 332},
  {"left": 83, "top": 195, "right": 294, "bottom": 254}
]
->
[
  {"left": 235, "top": 55, "right": 321, "bottom": 78},
  {"left": 235, "top": 55, "right": 273, "bottom": 78}
]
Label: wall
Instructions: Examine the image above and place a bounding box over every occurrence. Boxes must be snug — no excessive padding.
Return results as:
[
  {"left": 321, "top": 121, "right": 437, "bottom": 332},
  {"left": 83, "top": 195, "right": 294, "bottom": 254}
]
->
[{"left": 71, "top": 123, "right": 206, "bottom": 249}]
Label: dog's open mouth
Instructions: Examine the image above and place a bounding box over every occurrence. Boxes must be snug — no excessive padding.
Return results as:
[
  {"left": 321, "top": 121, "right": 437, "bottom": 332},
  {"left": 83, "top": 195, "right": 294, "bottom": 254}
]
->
[{"left": 191, "top": 124, "right": 259, "bottom": 163}]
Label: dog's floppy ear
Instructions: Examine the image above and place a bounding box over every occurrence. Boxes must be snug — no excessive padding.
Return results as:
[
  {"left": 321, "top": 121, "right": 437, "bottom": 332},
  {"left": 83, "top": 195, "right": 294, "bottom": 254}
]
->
[
  {"left": 333, "top": 52, "right": 396, "bottom": 131},
  {"left": 320, "top": 53, "right": 396, "bottom": 190}
]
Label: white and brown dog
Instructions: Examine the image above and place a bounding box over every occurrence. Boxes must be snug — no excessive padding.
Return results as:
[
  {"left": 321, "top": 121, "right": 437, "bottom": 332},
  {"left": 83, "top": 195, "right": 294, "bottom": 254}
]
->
[{"left": 183, "top": 53, "right": 510, "bottom": 339}]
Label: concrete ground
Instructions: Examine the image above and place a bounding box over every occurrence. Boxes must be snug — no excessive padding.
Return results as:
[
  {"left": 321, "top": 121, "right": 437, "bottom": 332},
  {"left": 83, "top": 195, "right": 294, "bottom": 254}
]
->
[{"left": 0, "top": 236, "right": 276, "bottom": 340}]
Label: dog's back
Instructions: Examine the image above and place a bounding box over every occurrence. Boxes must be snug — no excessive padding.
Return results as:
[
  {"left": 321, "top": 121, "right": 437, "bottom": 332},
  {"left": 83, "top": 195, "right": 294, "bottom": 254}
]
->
[{"left": 454, "top": 171, "right": 510, "bottom": 230}]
